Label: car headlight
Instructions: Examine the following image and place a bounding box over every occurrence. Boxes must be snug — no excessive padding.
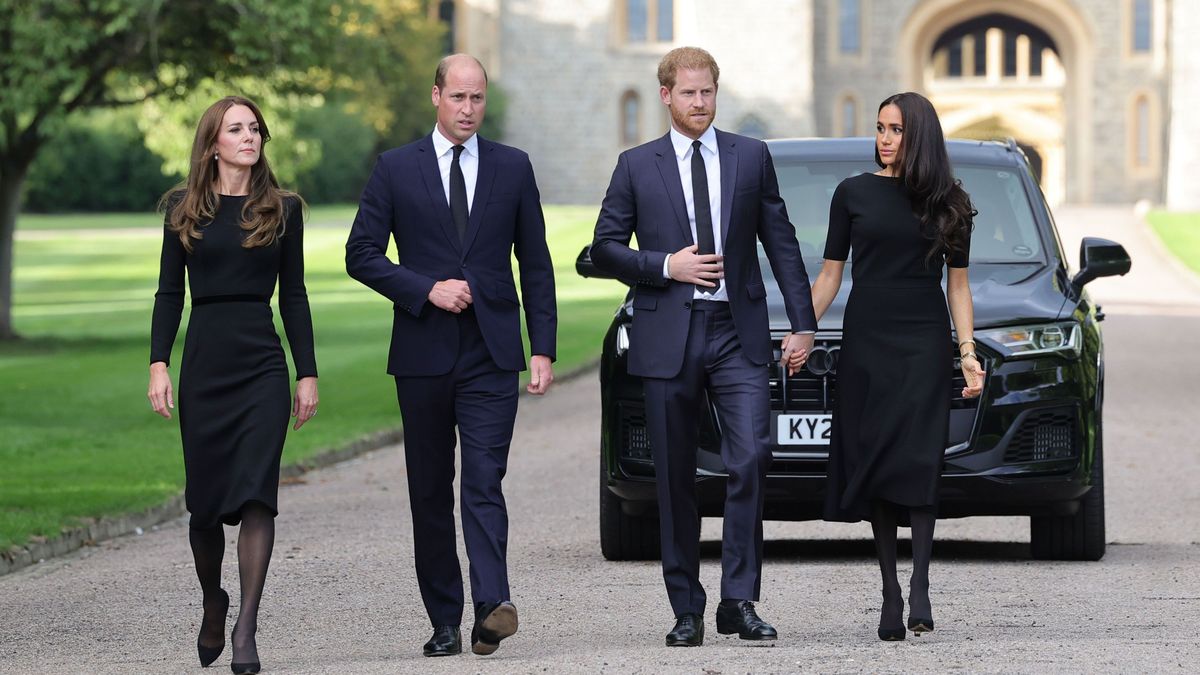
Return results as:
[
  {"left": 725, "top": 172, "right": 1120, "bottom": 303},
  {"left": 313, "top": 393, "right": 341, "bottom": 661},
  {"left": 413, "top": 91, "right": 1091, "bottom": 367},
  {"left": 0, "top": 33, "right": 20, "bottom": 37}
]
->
[
  {"left": 615, "top": 323, "right": 630, "bottom": 356},
  {"left": 976, "top": 321, "right": 1081, "bottom": 359}
]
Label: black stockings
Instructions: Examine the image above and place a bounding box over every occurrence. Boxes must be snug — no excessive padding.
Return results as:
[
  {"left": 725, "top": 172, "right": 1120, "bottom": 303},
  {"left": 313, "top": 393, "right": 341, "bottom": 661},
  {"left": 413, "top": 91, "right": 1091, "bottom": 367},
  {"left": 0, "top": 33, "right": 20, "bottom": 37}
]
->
[
  {"left": 869, "top": 501, "right": 936, "bottom": 627},
  {"left": 188, "top": 502, "right": 275, "bottom": 665},
  {"left": 190, "top": 525, "right": 227, "bottom": 650},
  {"left": 232, "top": 502, "right": 275, "bottom": 665}
]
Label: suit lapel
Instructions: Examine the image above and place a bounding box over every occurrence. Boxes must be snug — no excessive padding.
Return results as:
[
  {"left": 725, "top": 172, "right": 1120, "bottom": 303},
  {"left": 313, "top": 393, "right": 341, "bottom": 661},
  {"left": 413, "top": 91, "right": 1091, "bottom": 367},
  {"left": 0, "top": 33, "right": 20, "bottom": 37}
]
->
[
  {"left": 654, "top": 133, "right": 694, "bottom": 245},
  {"left": 416, "top": 134, "right": 462, "bottom": 254},
  {"left": 717, "top": 129, "right": 737, "bottom": 246},
  {"left": 461, "top": 138, "right": 495, "bottom": 258}
]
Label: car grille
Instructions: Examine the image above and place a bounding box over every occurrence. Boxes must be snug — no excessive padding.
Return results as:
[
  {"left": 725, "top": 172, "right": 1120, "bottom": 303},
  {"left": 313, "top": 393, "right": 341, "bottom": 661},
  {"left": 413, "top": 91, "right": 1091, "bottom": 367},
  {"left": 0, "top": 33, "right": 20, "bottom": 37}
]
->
[
  {"left": 769, "top": 337, "right": 981, "bottom": 413},
  {"left": 618, "top": 402, "right": 652, "bottom": 461},
  {"left": 1004, "top": 407, "right": 1078, "bottom": 464}
]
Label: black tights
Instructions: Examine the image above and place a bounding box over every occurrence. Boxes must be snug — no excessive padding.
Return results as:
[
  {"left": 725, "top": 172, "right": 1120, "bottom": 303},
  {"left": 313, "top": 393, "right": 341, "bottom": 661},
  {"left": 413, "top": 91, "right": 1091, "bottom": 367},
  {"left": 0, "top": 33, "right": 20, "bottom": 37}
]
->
[
  {"left": 869, "top": 501, "right": 936, "bottom": 627},
  {"left": 189, "top": 502, "right": 276, "bottom": 664}
]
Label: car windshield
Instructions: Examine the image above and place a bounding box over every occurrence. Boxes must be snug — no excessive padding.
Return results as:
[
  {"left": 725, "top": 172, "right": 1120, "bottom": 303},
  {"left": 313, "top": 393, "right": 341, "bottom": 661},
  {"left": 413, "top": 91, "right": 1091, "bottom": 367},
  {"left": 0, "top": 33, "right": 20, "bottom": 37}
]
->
[{"left": 774, "top": 161, "right": 1047, "bottom": 264}]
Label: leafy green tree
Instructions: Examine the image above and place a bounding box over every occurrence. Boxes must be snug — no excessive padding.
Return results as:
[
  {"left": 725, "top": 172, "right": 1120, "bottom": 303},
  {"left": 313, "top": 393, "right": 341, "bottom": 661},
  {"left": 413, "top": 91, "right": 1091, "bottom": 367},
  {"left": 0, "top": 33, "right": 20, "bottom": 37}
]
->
[{"left": 0, "top": 0, "right": 343, "bottom": 339}]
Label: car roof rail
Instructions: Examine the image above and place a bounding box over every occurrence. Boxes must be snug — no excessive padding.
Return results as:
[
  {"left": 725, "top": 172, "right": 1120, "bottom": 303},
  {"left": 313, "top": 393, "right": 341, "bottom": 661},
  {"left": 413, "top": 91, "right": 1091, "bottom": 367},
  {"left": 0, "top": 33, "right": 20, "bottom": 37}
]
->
[{"left": 1004, "top": 137, "right": 1022, "bottom": 154}]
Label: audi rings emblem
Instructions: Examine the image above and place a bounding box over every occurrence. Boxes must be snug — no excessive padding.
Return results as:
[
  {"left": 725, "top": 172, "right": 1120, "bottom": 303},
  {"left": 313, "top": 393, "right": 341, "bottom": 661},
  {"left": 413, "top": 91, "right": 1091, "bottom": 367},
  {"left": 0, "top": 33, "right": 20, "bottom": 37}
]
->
[{"left": 806, "top": 345, "right": 840, "bottom": 375}]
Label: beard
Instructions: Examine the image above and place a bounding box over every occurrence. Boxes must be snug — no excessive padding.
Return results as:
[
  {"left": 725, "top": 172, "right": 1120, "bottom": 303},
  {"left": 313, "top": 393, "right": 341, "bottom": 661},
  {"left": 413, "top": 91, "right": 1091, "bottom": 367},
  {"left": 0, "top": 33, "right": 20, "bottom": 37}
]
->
[{"left": 669, "top": 104, "right": 714, "bottom": 138}]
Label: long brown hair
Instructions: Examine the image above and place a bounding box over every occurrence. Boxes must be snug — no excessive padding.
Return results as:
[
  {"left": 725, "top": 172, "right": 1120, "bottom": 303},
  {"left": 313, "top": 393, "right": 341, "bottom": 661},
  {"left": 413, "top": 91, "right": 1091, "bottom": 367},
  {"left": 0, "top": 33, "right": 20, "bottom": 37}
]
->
[
  {"left": 874, "top": 92, "right": 975, "bottom": 265},
  {"left": 158, "top": 95, "right": 300, "bottom": 252}
]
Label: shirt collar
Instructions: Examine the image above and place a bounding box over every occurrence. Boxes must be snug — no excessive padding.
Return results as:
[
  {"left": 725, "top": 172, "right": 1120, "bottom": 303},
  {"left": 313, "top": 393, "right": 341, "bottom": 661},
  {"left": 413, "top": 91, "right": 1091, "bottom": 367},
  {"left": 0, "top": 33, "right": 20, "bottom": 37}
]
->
[
  {"left": 432, "top": 125, "right": 479, "bottom": 159},
  {"left": 669, "top": 125, "right": 718, "bottom": 160}
]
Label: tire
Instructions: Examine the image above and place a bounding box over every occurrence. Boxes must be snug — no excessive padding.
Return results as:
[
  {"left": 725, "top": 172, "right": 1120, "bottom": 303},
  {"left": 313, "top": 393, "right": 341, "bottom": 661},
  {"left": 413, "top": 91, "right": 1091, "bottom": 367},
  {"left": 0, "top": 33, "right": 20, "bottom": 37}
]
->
[
  {"left": 599, "top": 457, "right": 661, "bottom": 561},
  {"left": 1030, "top": 418, "right": 1106, "bottom": 561}
]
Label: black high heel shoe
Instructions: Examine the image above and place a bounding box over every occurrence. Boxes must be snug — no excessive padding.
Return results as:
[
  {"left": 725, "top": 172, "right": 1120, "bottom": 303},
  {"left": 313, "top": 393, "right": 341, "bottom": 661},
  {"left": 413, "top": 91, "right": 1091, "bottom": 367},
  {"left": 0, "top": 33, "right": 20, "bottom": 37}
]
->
[
  {"left": 907, "top": 616, "right": 934, "bottom": 634},
  {"left": 197, "top": 589, "right": 230, "bottom": 667},
  {"left": 229, "top": 620, "right": 261, "bottom": 674},
  {"left": 878, "top": 594, "right": 905, "bottom": 641}
]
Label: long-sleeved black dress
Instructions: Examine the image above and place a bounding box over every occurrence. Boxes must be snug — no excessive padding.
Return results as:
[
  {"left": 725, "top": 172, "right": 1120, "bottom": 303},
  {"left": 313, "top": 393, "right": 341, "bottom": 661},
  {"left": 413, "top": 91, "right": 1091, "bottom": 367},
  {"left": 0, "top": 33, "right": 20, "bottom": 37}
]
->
[
  {"left": 822, "top": 173, "right": 969, "bottom": 522},
  {"left": 151, "top": 194, "right": 317, "bottom": 529}
]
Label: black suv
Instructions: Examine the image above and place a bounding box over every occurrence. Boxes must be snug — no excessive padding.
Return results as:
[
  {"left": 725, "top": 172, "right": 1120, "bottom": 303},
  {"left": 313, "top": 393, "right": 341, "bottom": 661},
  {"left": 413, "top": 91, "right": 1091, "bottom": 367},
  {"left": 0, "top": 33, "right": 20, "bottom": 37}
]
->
[{"left": 577, "top": 138, "right": 1131, "bottom": 562}]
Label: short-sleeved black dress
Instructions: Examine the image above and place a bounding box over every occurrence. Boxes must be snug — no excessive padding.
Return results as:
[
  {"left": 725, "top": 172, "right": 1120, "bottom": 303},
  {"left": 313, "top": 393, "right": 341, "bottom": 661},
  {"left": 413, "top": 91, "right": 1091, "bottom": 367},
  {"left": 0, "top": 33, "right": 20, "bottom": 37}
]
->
[
  {"left": 822, "top": 173, "right": 969, "bottom": 522},
  {"left": 151, "top": 194, "right": 317, "bottom": 529}
]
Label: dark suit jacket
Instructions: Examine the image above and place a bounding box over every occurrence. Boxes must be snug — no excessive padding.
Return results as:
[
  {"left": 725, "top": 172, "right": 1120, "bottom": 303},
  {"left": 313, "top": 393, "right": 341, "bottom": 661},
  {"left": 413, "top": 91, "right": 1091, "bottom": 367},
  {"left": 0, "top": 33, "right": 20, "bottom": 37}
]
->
[
  {"left": 591, "top": 129, "right": 817, "bottom": 379},
  {"left": 346, "top": 133, "right": 556, "bottom": 376}
]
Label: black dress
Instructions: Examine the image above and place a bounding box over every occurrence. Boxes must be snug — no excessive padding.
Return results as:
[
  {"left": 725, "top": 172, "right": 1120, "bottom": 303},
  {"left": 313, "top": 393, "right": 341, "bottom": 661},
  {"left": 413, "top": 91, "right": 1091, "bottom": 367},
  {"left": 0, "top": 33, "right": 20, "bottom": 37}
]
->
[
  {"left": 151, "top": 194, "right": 317, "bottom": 529},
  {"left": 822, "top": 173, "right": 969, "bottom": 522}
]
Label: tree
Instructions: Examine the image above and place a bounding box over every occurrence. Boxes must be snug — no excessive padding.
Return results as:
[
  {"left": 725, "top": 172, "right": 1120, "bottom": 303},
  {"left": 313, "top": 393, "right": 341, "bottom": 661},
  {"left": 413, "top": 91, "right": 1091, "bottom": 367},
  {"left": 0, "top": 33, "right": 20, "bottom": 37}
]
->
[{"left": 0, "top": 0, "right": 344, "bottom": 339}]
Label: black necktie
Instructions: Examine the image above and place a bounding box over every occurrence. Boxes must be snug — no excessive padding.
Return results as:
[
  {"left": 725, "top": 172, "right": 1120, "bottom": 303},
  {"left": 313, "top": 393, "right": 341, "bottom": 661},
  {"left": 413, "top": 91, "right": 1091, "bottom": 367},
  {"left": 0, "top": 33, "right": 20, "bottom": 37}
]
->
[
  {"left": 691, "top": 140, "right": 716, "bottom": 295},
  {"left": 450, "top": 145, "right": 468, "bottom": 242}
]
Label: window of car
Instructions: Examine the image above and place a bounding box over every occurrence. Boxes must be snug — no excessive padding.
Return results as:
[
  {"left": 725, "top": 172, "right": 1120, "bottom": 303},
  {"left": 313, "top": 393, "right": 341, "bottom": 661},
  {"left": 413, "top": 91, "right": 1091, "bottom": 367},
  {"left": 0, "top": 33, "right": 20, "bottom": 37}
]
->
[{"left": 773, "top": 160, "right": 1047, "bottom": 264}]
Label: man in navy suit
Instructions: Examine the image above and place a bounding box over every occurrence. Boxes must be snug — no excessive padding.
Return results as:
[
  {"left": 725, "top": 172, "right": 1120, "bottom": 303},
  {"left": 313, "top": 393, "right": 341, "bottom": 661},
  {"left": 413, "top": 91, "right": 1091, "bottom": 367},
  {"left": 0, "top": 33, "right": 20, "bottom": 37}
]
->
[
  {"left": 346, "top": 53, "right": 556, "bottom": 658},
  {"left": 591, "top": 46, "right": 817, "bottom": 646}
]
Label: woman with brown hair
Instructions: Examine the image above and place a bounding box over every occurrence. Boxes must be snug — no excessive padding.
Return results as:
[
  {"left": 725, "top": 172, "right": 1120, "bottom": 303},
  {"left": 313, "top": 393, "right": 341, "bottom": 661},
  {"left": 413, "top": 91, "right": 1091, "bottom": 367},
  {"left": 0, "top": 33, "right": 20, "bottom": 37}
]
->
[
  {"left": 147, "top": 95, "right": 318, "bottom": 674},
  {"left": 795, "top": 92, "right": 984, "bottom": 641}
]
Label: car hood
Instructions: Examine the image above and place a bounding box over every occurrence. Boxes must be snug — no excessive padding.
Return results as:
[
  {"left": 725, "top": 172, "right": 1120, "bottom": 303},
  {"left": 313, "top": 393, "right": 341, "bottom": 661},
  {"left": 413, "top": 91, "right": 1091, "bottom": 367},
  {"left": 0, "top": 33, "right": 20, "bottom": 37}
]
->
[{"left": 763, "top": 261, "right": 1071, "bottom": 331}]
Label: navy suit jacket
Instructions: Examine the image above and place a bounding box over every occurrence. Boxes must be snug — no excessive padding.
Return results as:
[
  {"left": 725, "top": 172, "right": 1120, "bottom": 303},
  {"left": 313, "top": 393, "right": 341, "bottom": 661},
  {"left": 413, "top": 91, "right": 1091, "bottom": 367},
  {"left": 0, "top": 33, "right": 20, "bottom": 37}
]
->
[
  {"left": 346, "top": 133, "right": 556, "bottom": 376},
  {"left": 590, "top": 129, "right": 817, "bottom": 379}
]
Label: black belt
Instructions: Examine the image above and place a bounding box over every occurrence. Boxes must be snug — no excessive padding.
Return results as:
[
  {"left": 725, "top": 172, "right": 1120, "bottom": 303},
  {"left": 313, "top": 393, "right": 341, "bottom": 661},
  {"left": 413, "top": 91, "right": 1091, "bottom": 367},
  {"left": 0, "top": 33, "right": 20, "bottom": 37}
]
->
[
  {"left": 192, "top": 294, "right": 269, "bottom": 306},
  {"left": 690, "top": 299, "right": 730, "bottom": 312}
]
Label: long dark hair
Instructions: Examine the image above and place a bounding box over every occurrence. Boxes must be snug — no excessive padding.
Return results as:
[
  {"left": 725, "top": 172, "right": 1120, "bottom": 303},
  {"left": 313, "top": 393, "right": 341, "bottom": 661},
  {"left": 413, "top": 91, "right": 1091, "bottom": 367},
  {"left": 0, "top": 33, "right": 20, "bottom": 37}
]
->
[
  {"left": 875, "top": 92, "right": 975, "bottom": 265},
  {"left": 158, "top": 95, "right": 300, "bottom": 252}
]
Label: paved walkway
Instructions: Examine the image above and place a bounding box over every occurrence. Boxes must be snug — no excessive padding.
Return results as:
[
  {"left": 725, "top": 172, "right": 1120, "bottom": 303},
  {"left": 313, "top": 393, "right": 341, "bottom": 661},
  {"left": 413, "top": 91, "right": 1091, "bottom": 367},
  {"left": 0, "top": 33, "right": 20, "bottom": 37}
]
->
[{"left": 1053, "top": 205, "right": 1200, "bottom": 313}]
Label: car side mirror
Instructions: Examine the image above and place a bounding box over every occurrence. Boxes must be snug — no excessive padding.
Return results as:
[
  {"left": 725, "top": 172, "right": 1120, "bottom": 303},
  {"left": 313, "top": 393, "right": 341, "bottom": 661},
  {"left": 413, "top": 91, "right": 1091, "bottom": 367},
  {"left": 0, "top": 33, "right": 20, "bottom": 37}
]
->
[
  {"left": 1070, "top": 237, "right": 1131, "bottom": 290},
  {"left": 576, "top": 245, "right": 632, "bottom": 286}
]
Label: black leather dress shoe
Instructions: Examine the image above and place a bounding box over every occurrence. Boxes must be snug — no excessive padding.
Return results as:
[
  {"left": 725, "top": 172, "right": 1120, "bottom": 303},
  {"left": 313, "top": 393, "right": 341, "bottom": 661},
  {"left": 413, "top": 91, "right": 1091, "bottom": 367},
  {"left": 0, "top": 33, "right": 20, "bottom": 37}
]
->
[
  {"left": 471, "top": 601, "right": 518, "bottom": 655},
  {"left": 715, "top": 600, "right": 778, "bottom": 640},
  {"left": 665, "top": 613, "right": 704, "bottom": 646},
  {"left": 422, "top": 625, "right": 462, "bottom": 657}
]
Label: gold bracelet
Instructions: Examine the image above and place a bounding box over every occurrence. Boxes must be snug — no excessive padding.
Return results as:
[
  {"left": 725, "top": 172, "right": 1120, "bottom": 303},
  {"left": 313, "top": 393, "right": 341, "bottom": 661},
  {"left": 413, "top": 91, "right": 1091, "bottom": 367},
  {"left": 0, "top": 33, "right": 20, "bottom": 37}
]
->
[{"left": 960, "top": 352, "right": 978, "bottom": 361}]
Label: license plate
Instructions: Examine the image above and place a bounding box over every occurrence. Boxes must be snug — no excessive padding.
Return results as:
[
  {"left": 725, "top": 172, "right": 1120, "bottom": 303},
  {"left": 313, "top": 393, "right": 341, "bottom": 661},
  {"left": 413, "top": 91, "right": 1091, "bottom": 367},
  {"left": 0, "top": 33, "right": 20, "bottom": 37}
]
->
[{"left": 775, "top": 414, "right": 832, "bottom": 445}]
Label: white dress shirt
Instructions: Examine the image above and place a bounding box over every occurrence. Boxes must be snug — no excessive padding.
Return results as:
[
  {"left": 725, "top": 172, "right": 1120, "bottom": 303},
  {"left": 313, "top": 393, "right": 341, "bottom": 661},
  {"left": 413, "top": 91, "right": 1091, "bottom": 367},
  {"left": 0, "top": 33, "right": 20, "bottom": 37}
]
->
[
  {"left": 662, "top": 125, "right": 727, "bottom": 301},
  {"left": 431, "top": 125, "right": 479, "bottom": 213}
]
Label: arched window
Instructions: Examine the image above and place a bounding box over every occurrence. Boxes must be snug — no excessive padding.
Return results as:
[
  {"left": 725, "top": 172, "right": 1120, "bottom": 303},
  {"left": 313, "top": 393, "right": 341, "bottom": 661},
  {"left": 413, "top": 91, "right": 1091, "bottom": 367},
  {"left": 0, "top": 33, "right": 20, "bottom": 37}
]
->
[
  {"left": 624, "top": 0, "right": 673, "bottom": 44},
  {"left": 838, "top": 0, "right": 862, "bottom": 55},
  {"left": 621, "top": 90, "right": 641, "bottom": 146},
  {"left": 1131, "top": 0, "right": 1152, "bottom": 54},
  {"left": 836, "top": 96, "right": 859, "bottom": 137}
]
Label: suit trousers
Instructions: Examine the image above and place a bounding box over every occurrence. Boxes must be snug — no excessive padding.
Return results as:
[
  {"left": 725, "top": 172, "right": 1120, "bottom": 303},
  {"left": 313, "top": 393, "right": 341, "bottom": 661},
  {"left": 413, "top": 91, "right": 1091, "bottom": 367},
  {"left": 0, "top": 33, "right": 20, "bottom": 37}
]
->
[
  {"left": 642, "top": 301, "right": 773, "bottom": 617},
  {"left": 394, "top": 308, "right": 519, "bottom": 627}
]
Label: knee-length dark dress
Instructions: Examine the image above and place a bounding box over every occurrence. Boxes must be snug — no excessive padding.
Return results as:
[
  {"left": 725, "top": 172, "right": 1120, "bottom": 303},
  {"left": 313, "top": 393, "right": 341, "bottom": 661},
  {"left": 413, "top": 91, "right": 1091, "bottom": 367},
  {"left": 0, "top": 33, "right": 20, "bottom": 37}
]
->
[
  {"left": 822, "top": 173, "right": 969, "bottom": 522},
  {"left": 150, "top": 194, "right": 317, "bottom": 529}
]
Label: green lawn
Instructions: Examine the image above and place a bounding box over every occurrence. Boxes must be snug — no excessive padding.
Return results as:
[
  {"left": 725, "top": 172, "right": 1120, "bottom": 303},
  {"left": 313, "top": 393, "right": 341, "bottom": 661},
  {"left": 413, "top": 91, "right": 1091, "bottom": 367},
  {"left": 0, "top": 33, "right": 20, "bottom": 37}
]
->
[
  {"left": 1, "top": 205, "right": 624, "bottom": 550},
  {"left": 1147, "top": 211, "right": 1200, "bottom": 275}
]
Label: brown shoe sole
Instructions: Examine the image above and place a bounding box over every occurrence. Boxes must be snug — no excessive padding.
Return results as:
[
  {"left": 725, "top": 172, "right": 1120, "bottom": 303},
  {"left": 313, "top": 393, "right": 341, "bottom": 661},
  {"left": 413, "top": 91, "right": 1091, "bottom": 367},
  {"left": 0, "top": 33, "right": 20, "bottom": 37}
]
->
[{"left": 472, "top": 604, "right": 518, "bottom": 655}]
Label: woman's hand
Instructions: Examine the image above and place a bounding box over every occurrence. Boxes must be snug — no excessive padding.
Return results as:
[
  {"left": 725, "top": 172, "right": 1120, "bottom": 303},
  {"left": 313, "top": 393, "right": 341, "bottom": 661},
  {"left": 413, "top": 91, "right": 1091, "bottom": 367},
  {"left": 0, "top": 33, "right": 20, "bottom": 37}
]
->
[
  {"left": 292, "top": 376, "right": 319, "bottom": 430},
  {"left": 960, "top": 355, "right": 986, "bottom": 398},
  {"left": 148, "top": 362, "right": 175, "bottom": 419}
]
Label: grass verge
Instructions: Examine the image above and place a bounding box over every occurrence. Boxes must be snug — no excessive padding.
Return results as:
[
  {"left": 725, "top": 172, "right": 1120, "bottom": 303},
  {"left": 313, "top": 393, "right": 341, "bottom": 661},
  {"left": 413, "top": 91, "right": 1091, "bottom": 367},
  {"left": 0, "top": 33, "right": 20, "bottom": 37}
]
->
[{"left": 1, "top": 204, "right": 624, "bottom": 550}]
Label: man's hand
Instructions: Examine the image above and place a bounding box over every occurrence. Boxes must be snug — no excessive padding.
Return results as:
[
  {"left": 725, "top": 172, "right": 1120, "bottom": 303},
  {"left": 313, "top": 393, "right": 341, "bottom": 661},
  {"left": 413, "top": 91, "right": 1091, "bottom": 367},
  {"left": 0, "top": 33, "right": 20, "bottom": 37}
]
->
[
  {"left": 668, "top": 244, "right": 723, "bottom": 287},
  {"left": 527, "top": 355, "right": 554, "bottom": 395},
  {"left": 781, "top": 332, "right": 814, "bottom": 376},
  {"left": 428, "top": 279, "right": 472, "bottom": 313}
]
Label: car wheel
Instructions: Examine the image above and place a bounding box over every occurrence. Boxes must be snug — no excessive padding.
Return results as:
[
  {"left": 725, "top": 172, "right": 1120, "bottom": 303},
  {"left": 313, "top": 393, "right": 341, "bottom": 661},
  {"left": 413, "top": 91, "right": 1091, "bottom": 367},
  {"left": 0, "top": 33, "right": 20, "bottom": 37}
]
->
[
  {"left": 1029, "top": 417, "right": 1106, "bottom": 561},
  {"left": 599, "top": 457, "right": 661, "bottom": 561}
]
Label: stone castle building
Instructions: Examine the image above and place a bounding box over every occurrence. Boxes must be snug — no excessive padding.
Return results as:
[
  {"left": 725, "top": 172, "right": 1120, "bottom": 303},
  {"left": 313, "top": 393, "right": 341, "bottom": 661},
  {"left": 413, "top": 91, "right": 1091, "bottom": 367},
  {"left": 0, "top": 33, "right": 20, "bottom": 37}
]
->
[{"left": 446, "top": 0, "right": 1198, "bottom": 210}]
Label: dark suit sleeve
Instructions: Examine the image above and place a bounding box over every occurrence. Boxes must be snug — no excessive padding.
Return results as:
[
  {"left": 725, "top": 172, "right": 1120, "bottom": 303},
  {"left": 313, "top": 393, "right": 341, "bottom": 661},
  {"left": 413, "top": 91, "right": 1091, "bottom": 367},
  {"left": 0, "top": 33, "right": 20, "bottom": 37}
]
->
[
  {"left": 345, "top": 155, "right": 438, "bottom": 316},
  {"left": 278, "top": 200, "right": 318, "bottom": 379},
  {"left": 756, "top": 142, "right": 818, "bottom": 332},
  {"left": 590, "top": 152, "right": 670, "bottom": 287},
  {"left": 513, "top": 156, "right": 557, "bottom": 361}
]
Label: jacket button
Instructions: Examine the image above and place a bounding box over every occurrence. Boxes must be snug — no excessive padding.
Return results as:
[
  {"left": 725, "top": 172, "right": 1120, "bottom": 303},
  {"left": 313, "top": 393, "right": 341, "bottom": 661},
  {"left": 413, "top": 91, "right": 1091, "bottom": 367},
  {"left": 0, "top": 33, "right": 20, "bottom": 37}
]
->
[{"left": 684, "top": 302, "right": 691, "bottom": 309}]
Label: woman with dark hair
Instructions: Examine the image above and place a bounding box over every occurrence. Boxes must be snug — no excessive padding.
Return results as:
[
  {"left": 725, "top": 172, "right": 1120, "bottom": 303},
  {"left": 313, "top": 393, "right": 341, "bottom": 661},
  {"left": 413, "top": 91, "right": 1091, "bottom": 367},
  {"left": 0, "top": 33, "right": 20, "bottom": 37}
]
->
[
  {"left": 794, "top": 91, "right": 984, "bottom": 641},
  {"left": 147, "top": 95, "right": 318, "bottom": 673}
]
